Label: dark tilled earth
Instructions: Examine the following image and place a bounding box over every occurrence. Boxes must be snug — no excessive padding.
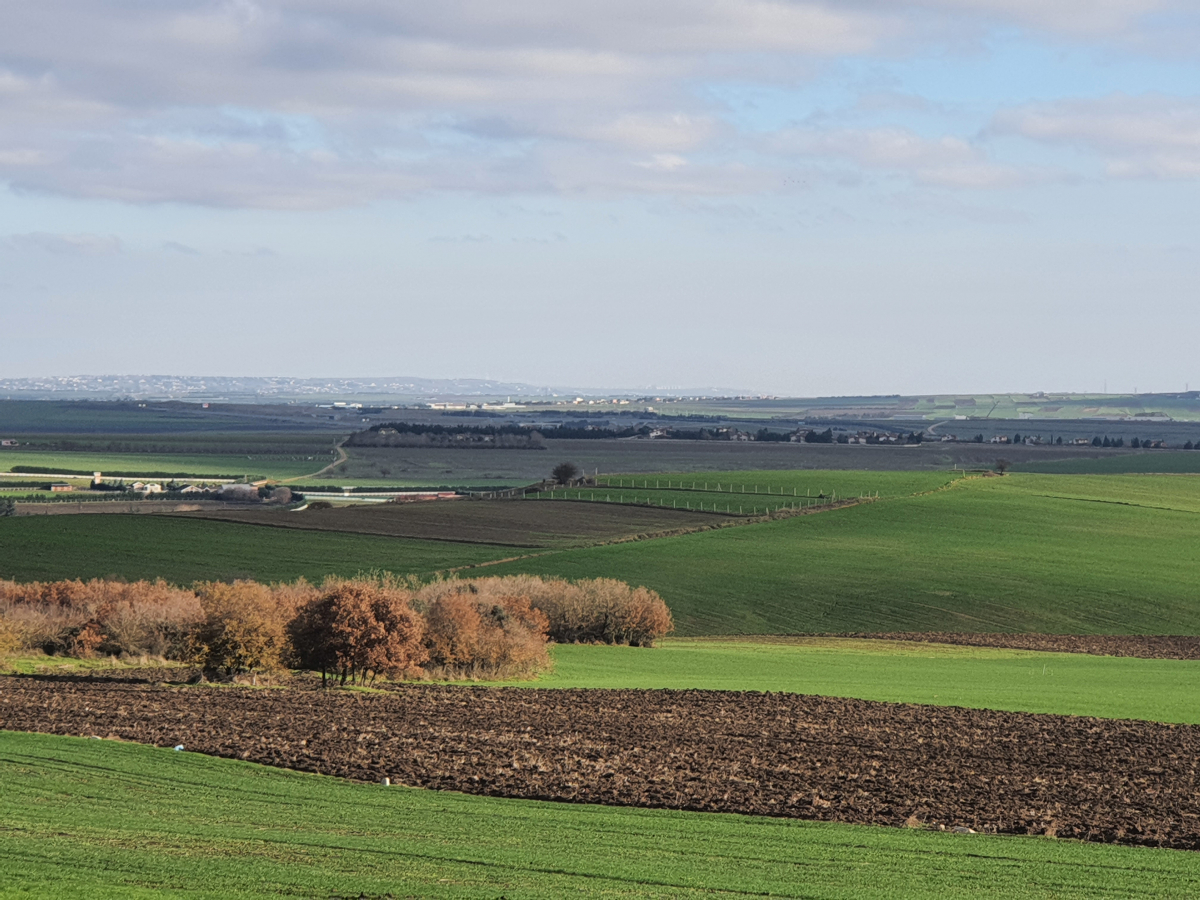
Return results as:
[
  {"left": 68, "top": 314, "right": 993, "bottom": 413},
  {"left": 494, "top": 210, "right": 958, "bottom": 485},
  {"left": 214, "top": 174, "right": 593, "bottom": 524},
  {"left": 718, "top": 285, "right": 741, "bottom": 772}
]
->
[
  {"left": 2, "top": 676, "right": 1199, "bottom": 850},
  {"left": 846, "top": 633, "right": 1200, "bottom": 660}
]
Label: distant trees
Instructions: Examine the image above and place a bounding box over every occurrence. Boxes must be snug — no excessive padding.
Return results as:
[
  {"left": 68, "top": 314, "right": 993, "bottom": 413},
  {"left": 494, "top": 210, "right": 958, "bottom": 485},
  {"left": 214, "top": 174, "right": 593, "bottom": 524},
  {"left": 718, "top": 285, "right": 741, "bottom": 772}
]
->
[
  {"left": 0, "top": 499, "right": 14, "bottom": 516},
  {"left": 552, "top": 461, "right": 580, "bottom": 485},
  {"left": 995, "top": 458, "right": 1011, "bottom": 474}
]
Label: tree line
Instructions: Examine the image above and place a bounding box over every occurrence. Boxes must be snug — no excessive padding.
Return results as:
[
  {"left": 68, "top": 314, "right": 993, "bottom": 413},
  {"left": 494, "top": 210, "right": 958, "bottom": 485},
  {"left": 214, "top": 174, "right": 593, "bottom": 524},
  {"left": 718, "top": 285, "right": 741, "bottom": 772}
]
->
[{"left": 0, "top": 575, "right": 673, "bottom": 683}]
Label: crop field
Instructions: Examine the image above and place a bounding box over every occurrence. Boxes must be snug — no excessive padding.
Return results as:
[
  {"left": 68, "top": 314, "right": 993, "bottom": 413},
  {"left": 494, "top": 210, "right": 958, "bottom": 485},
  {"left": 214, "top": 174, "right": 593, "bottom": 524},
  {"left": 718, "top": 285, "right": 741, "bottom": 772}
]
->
[
  {"left": 6, "top": 472, "right": 1200, "bottom": 639},
  {"left": 333, "top": 440, "right": 1035, "bottom": 483},
  {"left": 6, "top": 678, "right": 1200, "bottom": 851},
  {"left": 534, "top": 469, "right": 961, "bottom": 514},
  {"left": 1017, "top": 452, "right": 1200, "bottom": 475},
  {"left": 0, "top": 516, "right": 521, "bottom": 583},
  {"left": 0, "top": 449, "right": 325, "bottom": 480},
  {"left": 5, "top": 732, "right": 1197, "bottom": 900},
  {"left": 186, "top": 498, "right": 727, "bottom": 548},
  {"left": 530, "top": 639, "right": 1200, "bottom": 724},
  {"left": 491, "top": 473, "right": 1200, "bottom": 635}
]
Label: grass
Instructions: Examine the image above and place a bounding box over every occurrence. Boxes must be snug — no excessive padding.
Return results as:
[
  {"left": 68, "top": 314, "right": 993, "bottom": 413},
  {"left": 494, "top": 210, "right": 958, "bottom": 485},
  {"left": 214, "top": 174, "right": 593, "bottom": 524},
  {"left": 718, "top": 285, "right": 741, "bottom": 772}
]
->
[
  {"left": 0, "top": 449, "right": 323, "bottom": 480},
  {"left": 2, "top": 731, "right": 1199, "bottom": 899},
  {"left": 523, "top": 639, "right": 1200, "bottom": 724},
  {"left": 1017, "top": 452, "right": 1200, "bottom": 475},
  {"left": 535, "top": 468, "right": 959, "bottom": 515},
  {"left": 0, "top": 515, "right": 524, "bottom": 583},
  {"left": 595, "top": 469, "right": 962, "bottom": 498},
  {"left": 7, "top": 470, "right": 1200, "bottom": 637},
  {"left": 490, "top": 472, "right": 1200, "bottom": 635}
]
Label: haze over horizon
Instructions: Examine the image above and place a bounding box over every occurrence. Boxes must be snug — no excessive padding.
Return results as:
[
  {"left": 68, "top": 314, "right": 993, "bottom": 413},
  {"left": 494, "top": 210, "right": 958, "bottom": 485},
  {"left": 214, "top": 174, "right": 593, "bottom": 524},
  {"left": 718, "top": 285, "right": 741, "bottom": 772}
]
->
[{"left": 2, "top": 2, "right": 1198, "bottom": 396}]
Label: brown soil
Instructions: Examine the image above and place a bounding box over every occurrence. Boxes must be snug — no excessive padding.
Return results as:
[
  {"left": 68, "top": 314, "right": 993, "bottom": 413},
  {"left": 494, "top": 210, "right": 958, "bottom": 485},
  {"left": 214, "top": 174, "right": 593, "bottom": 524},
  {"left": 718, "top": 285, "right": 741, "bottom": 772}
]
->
[
  {"left": 845, "top": 632, "right": 1200, "bottom": 660},
  {"left": 3, "top": 676, "right": 1198, "bottom": 850}
]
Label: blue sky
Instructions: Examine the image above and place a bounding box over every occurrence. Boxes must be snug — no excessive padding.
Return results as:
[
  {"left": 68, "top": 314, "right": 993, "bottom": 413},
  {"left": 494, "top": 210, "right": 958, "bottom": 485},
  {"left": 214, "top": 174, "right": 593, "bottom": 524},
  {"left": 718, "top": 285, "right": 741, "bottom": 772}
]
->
[{"left": 2, "top": 1, "right": 1198, "bottom": 395}]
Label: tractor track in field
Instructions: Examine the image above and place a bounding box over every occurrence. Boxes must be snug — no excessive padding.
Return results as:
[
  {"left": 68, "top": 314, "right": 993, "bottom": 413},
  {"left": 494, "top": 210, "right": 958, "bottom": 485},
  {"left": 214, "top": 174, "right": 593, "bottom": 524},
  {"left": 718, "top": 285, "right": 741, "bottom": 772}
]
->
[{"left": 2, "top": 676, "right": 1199, "bottom": 851}]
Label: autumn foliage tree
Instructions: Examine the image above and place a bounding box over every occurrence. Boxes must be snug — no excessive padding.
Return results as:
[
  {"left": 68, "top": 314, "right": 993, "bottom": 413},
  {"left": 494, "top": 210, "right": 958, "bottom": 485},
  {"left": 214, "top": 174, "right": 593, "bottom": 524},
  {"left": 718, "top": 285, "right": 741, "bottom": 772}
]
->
[
  {"left": 192, "top": 581, "right": 291, "bottom": 681},
  {"left": 420, "top": 586, "right": 550, "bottom": 679},
  {"left": 291, "top": 580, "right": 426, "bottom": 686},
  {"left": 419, "top": 575, "right": 672, "bottom": 647}
]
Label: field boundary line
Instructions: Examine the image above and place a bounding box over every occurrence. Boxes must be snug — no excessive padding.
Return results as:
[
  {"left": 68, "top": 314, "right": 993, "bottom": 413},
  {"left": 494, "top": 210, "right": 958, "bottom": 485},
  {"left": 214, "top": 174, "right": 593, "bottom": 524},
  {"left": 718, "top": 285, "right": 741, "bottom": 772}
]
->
[{"left": 1019, "top": 493, "right": 1200, "bottom": 515}]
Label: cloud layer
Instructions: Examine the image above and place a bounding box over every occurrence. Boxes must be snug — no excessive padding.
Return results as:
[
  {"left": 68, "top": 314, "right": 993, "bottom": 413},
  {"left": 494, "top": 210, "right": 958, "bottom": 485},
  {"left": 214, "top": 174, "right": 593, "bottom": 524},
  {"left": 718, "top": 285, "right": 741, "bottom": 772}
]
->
[{"left": 1, "top": 1, "right": 1198, "bottom": 207}]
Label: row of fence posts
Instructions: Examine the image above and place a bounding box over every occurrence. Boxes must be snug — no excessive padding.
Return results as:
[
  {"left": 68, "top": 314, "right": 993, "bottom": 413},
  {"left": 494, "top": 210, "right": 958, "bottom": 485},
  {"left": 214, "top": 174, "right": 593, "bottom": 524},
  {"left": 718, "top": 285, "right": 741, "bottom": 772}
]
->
[{"left": 528, "top": 487, "right": 879, "bottom": 516}]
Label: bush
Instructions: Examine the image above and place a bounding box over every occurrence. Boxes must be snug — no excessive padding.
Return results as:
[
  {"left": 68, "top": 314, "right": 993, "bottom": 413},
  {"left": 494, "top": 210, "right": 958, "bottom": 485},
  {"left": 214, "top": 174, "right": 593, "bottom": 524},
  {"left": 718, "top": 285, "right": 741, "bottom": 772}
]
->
[
  {"left": 420, "top": 585, "right": 550, "bottom": 679},
  {"left": 192, "top": 581, "right": 292, "bottom": 680},
  {"left": 420, "top": 575, "right": 672, "bottom": 647},
  {"left": 0, "top": 614, "right": 20, "bottom": 667},
  {"left": 291, "top": 579, "right": 426, "bottom": 685},
  {"left": 0, "top": 578, "right": 203, "bottom": 657}
]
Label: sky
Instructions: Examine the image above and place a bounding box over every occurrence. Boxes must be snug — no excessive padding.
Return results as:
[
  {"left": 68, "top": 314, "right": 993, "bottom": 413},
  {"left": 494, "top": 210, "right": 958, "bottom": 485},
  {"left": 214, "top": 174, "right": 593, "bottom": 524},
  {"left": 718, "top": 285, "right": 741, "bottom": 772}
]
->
[{"left": 2, "top": 0, "right": 1199, "bottom": 396}]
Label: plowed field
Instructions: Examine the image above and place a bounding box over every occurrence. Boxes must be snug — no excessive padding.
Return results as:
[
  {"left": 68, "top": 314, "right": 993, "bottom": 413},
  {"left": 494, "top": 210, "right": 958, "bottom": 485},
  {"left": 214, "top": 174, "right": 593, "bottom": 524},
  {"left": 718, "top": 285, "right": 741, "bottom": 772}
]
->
[
  {"left": 849, "top": 633, "right": 1200, "bottom": 660},
  {"left": 2, "top": 676, "right": 1197, "bottom": 851}
]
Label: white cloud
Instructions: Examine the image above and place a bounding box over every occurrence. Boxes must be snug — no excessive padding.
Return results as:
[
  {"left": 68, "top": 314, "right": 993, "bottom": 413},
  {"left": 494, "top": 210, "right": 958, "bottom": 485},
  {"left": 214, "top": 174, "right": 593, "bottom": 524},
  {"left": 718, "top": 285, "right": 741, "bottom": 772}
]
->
[
  {"left": 771, "top": 126, "right": 1029, "bottom": 188},
  {"left": 0, "top": 1, "right": 1189, "bottom": 206},
  {"left": 7, "top": 233, "right": 123, "bottom": 255},
  {"left": 996, "top": 94, "right": 1200, "bottom": 179}
]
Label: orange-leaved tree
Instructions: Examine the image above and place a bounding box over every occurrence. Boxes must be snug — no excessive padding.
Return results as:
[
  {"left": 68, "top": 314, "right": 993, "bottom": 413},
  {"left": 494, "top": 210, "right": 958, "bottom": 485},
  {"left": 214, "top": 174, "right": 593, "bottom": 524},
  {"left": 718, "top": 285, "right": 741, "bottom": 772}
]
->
[
  {"left": 291, "top": 579, "right": 426, "bottom": 686},
  {"left": 192, "top": 581, "right": 291, "bottom": 681}
]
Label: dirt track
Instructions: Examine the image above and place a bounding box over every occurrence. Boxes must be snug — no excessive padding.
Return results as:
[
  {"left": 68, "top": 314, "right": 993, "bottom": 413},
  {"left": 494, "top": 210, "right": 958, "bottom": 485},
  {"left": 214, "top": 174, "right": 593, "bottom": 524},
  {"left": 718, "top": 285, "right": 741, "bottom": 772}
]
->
[
  {"left": 3, "top": 675, "right": 1199, "bottom": 850},
  {"left": 847, "top": 632, "right": 1200, "bottom": 660}
]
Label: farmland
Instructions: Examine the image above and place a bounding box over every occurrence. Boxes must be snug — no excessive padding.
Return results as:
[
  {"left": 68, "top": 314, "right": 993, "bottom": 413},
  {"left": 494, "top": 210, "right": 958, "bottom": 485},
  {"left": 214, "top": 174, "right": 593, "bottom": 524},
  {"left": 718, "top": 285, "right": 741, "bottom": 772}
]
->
[
  {"left": 0, "top": 516, "right": 522, "bottom": 583},
  {"left": 491, "top": 472, "right": 1200, "bottom": 635},
  {"left": 532, "top": 639, "right": 1200, "bottom": 724},
  {"left": 5, "top": 471, "right": 1200, "bottom": 638},
  {"left": 6, "top": 678, "right": 1200, "bottom": 850},
  {"left": 5, "top": 732, "right": 1196, "bottom": 899},
  {"left": 190, "top": 498, "right": 728, "bottom": 547},
  {"left": 0, "top": 449, "right": 327, "bottom": 481}
]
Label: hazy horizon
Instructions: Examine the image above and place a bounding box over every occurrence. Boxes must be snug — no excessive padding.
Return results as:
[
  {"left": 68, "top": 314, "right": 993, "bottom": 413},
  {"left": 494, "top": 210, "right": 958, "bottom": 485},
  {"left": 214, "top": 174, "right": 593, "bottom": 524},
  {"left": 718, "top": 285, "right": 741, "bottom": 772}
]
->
[{"left": 3, "top": 2, "right": 1198, "bottom": 395}]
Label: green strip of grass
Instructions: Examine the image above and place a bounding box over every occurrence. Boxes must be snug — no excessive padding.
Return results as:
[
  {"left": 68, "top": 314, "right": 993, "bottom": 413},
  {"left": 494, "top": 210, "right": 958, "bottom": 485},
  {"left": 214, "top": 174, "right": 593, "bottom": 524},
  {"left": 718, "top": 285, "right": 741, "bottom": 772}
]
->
[
  {"left": 2, "top": 731, "right": 1198, "bottom": 899},
  {"left": 0, "top": 516, "right": 524, "bottom": 583},
  {"left": 522, "top": 640, "right": 1200, "bottom": 724}
]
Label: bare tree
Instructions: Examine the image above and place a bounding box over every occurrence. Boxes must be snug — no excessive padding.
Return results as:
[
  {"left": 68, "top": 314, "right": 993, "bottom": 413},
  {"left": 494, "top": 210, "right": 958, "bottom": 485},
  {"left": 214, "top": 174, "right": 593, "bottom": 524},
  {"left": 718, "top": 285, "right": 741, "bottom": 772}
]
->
[
  {"left": 995, "top": 458, "right": 1011, "bottom": 474},
  {"left": 552, "top": 461, "right": 580, "bottom": 485}
]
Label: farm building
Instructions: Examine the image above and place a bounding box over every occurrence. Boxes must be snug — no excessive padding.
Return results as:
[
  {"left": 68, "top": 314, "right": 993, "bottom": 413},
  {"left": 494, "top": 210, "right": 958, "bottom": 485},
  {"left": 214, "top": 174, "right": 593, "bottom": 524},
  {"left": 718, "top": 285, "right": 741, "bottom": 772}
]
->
[{"left": 49, "top": 483, "right": 73, "bottom": 492}]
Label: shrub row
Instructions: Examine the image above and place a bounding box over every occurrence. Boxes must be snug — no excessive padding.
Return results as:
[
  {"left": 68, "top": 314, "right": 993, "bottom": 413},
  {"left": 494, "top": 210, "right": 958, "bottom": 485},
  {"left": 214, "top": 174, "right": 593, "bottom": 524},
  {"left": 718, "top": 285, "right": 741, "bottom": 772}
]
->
[{"left": 0, "top": 575, "right": 673, "bottom": 682}]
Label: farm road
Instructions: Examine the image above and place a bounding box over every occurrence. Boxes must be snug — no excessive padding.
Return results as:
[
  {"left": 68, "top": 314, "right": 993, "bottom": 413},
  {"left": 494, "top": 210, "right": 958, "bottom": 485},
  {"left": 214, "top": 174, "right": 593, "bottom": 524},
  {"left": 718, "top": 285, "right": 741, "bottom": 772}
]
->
[{"left": 2, "top": 677, "right": 1198, "bottom": 851}]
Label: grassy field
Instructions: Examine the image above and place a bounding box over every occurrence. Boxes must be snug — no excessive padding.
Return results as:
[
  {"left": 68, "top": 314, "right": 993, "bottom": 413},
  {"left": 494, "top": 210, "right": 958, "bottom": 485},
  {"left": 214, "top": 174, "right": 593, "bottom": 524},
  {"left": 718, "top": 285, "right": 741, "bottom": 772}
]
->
[
  {"left": 535, "top": 469, "right": 961, "bottom": 515},
  {"left": 1017, "top": 452, "right": 1200, "bottom": 475},
  {"left": 2, "top": 731, "right": 1198, "bottom": 899},
  {"left": 0, "top": 449, "right": 325, "bottom": 480},
  {"left": 490, "top": 472, "right": 1200, "bottom": 635},
  {"left": 525, "top": 639, "right": 1200, "bottom": 724},
  {"left": 5, "top": 471, "right": 1200, "bottom": 637},
  {"left": 0, "top": 516, "right": 523, "bottom": 583}
]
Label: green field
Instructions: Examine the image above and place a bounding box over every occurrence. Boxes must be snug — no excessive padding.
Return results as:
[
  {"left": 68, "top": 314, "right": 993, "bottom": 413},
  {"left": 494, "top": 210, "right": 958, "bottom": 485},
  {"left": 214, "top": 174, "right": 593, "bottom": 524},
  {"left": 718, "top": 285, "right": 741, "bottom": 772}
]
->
[
  {"left": 2, "top": 731, "right": 1197, "bottom": 899},
  {"left": 5, "top": 471, "right": 1200, "bottom": 638},
  {"left": 1017, "top": 452, "right": 1200, "bottom": 475},
  {"left": 526, "top": 640, "right": 1200, "bottom": 724},
  {"left": 537, "top": 469, "right": 960, "bottom": 515},
  {"left": 0, "top": 449, "right": 324, "bottom": 480},
  {"left": 491, "top": 472, "right": 1200, "bottom": 635},
  {"left": 0, "top": 516, "right": 523, "bottom": 583}
]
